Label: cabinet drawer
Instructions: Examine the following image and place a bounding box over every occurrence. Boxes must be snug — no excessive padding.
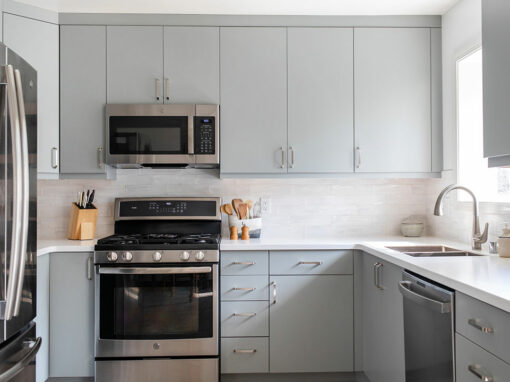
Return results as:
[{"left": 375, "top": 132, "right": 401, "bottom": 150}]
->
[
  {"left": 221, "top": 301, "right": 269, "bottom": 337},
  {"left": 456, "top": 333, "right": 510, "bottom": 382},
  {"left": 270, "top": 250, "right": 353, "bottom": 275},
  {"left": 221, "top": 251, "right": 268, "bottom": 275},
  {"left": 221, "top": 338, "right": 269, "bottom": 374},
  {"left": 456, "top": 292, "right": 510, "bottom": 364},
  {"left": 221, "top": 276, "right": 269, "bottom": 301}
]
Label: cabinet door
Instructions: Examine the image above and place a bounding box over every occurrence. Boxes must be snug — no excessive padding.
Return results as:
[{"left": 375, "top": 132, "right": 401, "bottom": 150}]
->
[
  {"left": 49, "top": 253, "right": 94, "bottom": 377},
  {"left": 269, "top": 275, "right": 353, "bottom": 372},
  {"left": 163, "top": 27, "right": 219, "bottom": 104},
  {"left": 482, "top": 0, "right": 510, "bottom": 159},
  {"left": 107, "top": 26, "right": 163, "bottom": 103},
  {"left": 362, "top": 253, "right": 405, "bottom": 382},
  {"left": 354, "top": 28, "right": 431, "bottom": 173},
  {"left": 60, "top": 26, "right": 106, "bottom": 174},
  {"left": 288, "top": 28, "right": 354, "bottom": 173},
  {"left": 4, "top": 14, "right": 59, "bottom": 175},
  {"left": 220, "top": 27, "right": 287, "bottom": 174},
  {"left": 36, "top": 254, "right": 50, "bottom": 382}
]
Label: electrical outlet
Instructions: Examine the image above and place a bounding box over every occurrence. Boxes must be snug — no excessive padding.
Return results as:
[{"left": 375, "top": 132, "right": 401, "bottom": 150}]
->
[{"left": 260, "top": 198, "right": 271, "bottom": 215}]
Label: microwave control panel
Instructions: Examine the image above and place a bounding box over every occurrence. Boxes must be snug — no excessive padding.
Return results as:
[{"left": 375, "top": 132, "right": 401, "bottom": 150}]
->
[{"left": 194, "top": 117, "right": 216, "bottom": 155}]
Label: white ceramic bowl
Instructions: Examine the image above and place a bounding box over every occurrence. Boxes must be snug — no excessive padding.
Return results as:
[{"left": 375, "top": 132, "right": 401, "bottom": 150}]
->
[{"left": 401, "top": 222, "right": 424, "bottom": 237}]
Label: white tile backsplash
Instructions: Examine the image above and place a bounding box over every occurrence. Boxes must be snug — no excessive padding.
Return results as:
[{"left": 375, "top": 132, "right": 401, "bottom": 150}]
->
[{"left": 38, "top": 169, "right": 434, "bottom": 241}]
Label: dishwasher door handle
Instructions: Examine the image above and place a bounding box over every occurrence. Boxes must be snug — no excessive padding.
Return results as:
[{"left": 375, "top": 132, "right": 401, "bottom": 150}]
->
[{"left": 398, "top": 281, "right": 451, "bottom": 314}]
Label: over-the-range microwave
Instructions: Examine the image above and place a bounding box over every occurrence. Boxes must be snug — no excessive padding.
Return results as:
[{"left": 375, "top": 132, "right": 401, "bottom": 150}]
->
[{"left": 105, "top": 104, "right": 219, "bottom": 168}]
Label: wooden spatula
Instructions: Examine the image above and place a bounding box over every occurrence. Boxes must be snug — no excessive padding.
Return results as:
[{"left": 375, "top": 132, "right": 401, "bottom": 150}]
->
[
  {"left": 232, "top": 199, "right": 243, "bottom": 219},
  {"left": 238, "top": 203, "right": 249, "bottom": 220}
]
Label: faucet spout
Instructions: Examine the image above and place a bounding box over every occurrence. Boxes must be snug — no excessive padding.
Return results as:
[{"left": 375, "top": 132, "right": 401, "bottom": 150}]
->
[{"left": 433, "top": 184, "right": 488, "bottom": 250}]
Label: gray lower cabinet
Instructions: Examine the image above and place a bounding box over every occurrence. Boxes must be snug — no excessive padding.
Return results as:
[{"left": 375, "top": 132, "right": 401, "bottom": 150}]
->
[
  {"left": 220, "top": 27, "right": 288, "bottom": 174},
  {"left": 269, "top": 274, "right": 354, "bottom": 372},
  {"left": 36, "top": 254, "right": 50, "bottom": 382},
  {"left": 354, "top": 28, "right": 432, "bottom": 173},
  {"left": 163, "top": 27, "right": 219, "bottom": 104},
  {"left": 362, "top": 253, "right": 405, "bottom": 382},
  {"left": 49, "top": 252, "right": 94, "bottom": 377},
  {"left": 221, "top": 338, "right": 270, "bottom": 374},
  {"left": 107, "top": 26, "right": 164, "bottom": 103},
  {"left": 3, "top": 13, "right": 59, "bottom": 176},
  {"left": 287, "top": 28, "right": 354, "bottom": 173},
  {"left": 60, "top": 25, "right": 107, "bottom": 174}
]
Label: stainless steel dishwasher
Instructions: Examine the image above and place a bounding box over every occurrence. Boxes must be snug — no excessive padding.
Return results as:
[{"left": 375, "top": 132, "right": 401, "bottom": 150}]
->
[{"left": 398, "top": 271, "right": 455, "bottom": 382}]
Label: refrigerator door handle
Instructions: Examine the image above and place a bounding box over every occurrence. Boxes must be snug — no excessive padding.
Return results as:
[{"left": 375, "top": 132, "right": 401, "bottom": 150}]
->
[
  {"left": 0, "top": 337, "right": 41, "bottom": 382},
  {"left": 3, "top": 64, "right": 23, "bottom": 321},
  {"left": 12, "top": 68, "right": 29, "bottom": 316}
]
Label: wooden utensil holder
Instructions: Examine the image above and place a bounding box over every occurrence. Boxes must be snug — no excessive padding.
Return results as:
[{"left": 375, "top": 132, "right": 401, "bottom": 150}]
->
[{"left": 67, "top": 203, "right": 98, "bottom": 240}]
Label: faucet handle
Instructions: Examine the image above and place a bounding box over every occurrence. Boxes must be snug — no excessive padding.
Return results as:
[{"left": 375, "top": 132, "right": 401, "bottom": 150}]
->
[{"left": 474, "top": 223, "right": 489, "bottom": 248}]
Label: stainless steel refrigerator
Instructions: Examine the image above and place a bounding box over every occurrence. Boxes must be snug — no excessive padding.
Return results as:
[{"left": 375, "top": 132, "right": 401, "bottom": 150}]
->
[{"left": 0, "top": 43, "right": 40, "bottom": 381}]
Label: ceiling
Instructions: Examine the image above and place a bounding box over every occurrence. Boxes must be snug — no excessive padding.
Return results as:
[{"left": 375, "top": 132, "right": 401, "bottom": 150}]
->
[{"left": 15, "top": 0, "right": 459, "bottom": 15}]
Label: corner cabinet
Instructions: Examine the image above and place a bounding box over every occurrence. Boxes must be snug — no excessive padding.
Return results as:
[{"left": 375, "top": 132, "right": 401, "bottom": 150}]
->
[
  {"left": 60, "top": 25, "right": 107, "bottom": 174},
  {"left": 362, "top": 253, "right": 405, "bottom": 382},
  {"left": 3, "top": 13, "right": 59, "bottom": 176}
]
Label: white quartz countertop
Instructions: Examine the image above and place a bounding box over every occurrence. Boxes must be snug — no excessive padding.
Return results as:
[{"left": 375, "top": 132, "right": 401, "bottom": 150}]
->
[{"left": 37, "top": 235, "right": 510, "bottom": 313}]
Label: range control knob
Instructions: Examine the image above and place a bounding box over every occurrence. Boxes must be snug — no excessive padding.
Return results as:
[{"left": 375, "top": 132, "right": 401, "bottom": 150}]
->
[
  {"left": 107, "top": 252, "right": 118, "bottom": 262},
  {"left": 180, "top": 251, "right": 191, "bottom": 261},
  {"left": 195, "top": 251, "right": 205, "bottom": 262},
  {"left": 123, "top": 252, "right": 133, "bottom": 262},
  {"left": 153, "top": 252, "right": 162, "bottom": 262}
]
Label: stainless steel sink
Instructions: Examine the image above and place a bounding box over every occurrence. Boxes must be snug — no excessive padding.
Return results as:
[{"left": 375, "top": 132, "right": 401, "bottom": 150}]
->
[{"left": 385, "top": 245, "right": 483, "bottom": 257}]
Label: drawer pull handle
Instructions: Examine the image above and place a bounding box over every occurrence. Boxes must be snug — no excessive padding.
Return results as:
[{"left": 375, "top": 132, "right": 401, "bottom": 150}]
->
[
  {"left": 272, "top": 281, "right": 277, "bottom": 305},
  {"left": 298, "top": 261, "right": 323, "bottom": 265},
  {"left": 232, "top": 287, "right": 256, "bottom": 292},
  {"left": 232, "top": 262, "right": 256, "bottom": 266},
  {"left": 233, "top": 312, "right": 256, "bottom": 317},
  {"left": 468, "top": 364, "right": 494, "bottom": 382},
  {"left": 468, "top": 319, "right": 494, "bottom": 334},
  {"left": 234, "top": 349, "right": 257, "bottom": 354}
]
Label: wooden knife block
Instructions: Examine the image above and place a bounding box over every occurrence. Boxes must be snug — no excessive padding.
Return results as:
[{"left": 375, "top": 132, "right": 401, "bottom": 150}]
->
[{"left": 67, "top": 203, "right": 98, "bottom": 240}]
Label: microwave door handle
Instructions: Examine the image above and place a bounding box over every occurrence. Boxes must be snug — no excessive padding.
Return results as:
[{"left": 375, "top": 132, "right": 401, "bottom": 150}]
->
[
  {"left": 188, "top": 115, "right": 194, "bottom": 155},
  {"left": 3, "top": 65, "right": 23, "bottom": 320},
  {"left": 99, "top": 266, "right": 212, "bottom": 275}
]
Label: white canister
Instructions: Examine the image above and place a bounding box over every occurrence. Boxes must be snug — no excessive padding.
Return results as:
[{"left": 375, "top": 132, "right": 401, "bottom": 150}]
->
[
  {"left": 498, "top": 225, "right": 510, "bottom": 258},
  {"left": 228, "top": 216, "right": 262, "bottom": 238}
]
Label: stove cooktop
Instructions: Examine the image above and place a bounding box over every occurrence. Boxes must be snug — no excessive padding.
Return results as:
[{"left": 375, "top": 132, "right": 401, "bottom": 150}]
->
[{"left": 95, "top": 233, "right": 220, "bottom": 251}]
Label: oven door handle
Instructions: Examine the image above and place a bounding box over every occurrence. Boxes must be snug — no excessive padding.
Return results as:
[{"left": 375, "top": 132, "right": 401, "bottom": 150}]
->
[{"left": 99, "top": 266, "right": 212, "bottom": 275}]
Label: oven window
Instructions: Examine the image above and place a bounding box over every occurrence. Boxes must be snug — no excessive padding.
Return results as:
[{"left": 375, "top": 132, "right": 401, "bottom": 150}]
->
[
  {"left": 99, "top": 268, "right": 213, "bottom": 340},
  {"left": 109, "top": 116, "right": 188, "bottom": 154}
]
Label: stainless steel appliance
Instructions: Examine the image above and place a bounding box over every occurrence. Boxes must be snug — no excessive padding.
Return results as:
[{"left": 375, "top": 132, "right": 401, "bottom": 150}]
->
[
  {"left": 398, "top": 271, "right": 455, "bottom": 382},
  {"left": 94, "top": 197, "right": 220, "bottom": 382},
  {"left": 0, "top": 43, "right": 40, "bottom": 380},
  {"left": 106, "top": 104, "right": 219, "bottom": 168}
]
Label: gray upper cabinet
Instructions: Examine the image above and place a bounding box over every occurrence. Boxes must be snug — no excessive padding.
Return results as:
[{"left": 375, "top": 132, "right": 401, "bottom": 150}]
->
[
  {"left": 482, "top": 0, "right": 510, "bottom": 165},
  {"left": 163, "top": 27, "right": 219, "bottom": 104},
  {"left": 3, "top": 14, "right": 59, "bottom": 176},
  {"left": 287, "top": 28, "right": 354, "bottom": 173},
  {"left": 362, "top": 253, "right": 405, "bottom": 382},
  {"left": 220, "top": 27, "right": 288, "bottom": 174},
  {"left": 60, "top": 26, "right": 107, "bottom": 174},
  {"left": 107, "top": 26, "right": 164, "bottom": 103},
  {"left": 354, "top": 28, "right": 432, "bottom": 173}
]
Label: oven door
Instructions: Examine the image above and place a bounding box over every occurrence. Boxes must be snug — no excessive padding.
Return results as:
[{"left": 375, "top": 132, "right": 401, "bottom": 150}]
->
[
  {"left": 95, "top": 264, "right": 218, "bottom": 358},
  {"left": 106, "top": 104, "right": 195, "bottom": 166}
]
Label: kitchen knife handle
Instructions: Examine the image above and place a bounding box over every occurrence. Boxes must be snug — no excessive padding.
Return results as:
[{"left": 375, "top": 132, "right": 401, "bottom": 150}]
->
[{"left": 51, "top": 147, "right": 58, "bottom": 169}]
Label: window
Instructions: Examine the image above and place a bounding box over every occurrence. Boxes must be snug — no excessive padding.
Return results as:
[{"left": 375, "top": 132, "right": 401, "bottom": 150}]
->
[{"left": 457, "top": 48, "right": 510, "bottom": 202}]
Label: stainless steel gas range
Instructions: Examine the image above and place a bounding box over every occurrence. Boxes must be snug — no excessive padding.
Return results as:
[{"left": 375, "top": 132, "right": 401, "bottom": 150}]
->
[{"left": 93, "top": 197, "right": 221, "bottom": 382}]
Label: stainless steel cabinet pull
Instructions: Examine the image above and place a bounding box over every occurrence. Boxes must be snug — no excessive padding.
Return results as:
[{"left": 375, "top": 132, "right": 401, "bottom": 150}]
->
[
  {"left": 468, "top": 364, "right": 494, "bottom": 382},
  {"left": 272, "top": 281, "right": 277, "bottom": 305},
  {"left": 232, "top": 287, "right": 256, "bottom": 291},
  {"left": 87, "top": 257, "right": 93, "bottom": 280},
  {"left": 280, "top": 146, "right": 285, "bottom": 168},
  {"left": 289, "top": 146, "right": 295, "bottom": 168},
  {"left": 468, "top": 318, "right": 494, "bottom": 334},
  {"left": 298, "top": 261, "right": 323, "bottom": 265},
  {"left": 232, "top": 261, "right": 255, "bottom": 266},
  {"left": 155, "top": 78, "right": 161, "bottom": 101},
  {"left": 233, "top": 312, "right": 256, "bottom": 317},
  {"left": 97, "top": 147, "right": 103, "bottom": 168},
  {"left": 51, "top": 147, "right": 58, "bottom": 169},
  {"left": 234, "top": 349, "right": 257, "bottom": 354},
  {"left": 398, "top": 281, "right": 451, "bottom": 314},
  {"left": 165, "top": 78, "right": 170, "bottom": 101},
  {"left": 356, "top": 146, "right": 361, "bottom": 169},
  {"left": 100, "top": 267, "right": 212, "bottom": 275},
  {"left": 0, "top": 337, "right": 41, "bottom": 382},
  {"left": 373, "top": 263, "right": 383, "bottom": 290}
]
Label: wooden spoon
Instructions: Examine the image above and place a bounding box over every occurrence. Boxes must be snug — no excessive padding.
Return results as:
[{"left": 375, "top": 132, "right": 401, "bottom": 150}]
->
[
  {"left": 232, "top": 199, "right": 243, "bottom": 219},
  {"left": 245, "top": 200, "right": 253, "bottom": 219},
  {"left": 224, "top": 203, "right": 234, "bottom": 216},
  {"left": 238, "top": 203, "right": 249, "bottom": 220}
]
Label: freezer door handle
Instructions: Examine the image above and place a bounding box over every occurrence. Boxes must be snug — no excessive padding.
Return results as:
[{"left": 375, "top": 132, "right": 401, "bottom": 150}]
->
[
  {"left": 398, "top": 281, "right": 451, "bottom": 314},
  {"left": 0, "top": 337, "right": 41, "bottom": 382}
]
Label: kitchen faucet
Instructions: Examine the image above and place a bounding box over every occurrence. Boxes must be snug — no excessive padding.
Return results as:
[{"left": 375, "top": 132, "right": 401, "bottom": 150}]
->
[{"left": 434, "top": 184, "right": 489, "bottom": 250}]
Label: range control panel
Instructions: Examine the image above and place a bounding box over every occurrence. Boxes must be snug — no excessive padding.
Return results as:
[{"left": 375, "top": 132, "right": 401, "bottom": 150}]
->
[
  {"left": 194, "top": 117, "right": 216, "bottom": 155},
  {"left": 116, "top": 198, "right": 220, "bottom": 219}
]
